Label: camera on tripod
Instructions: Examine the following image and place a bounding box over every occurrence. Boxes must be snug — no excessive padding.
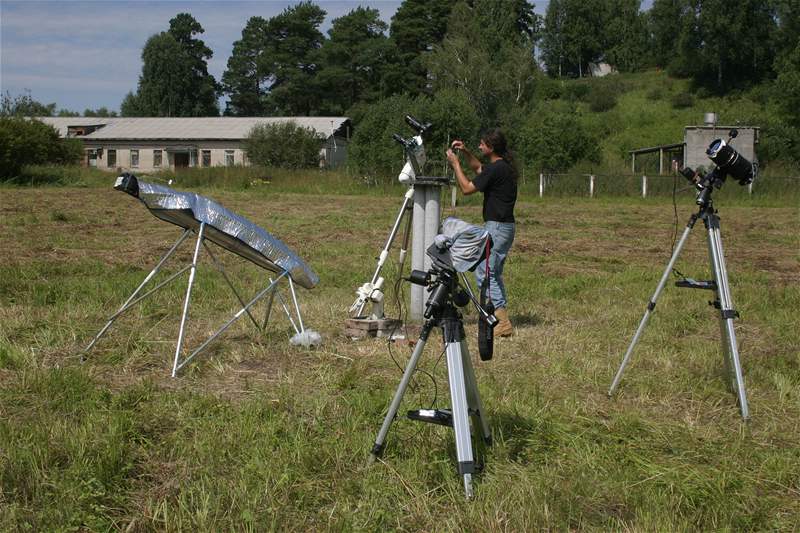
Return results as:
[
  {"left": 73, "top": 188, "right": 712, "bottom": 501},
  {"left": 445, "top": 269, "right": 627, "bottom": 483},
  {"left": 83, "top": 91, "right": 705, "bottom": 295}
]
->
[
  {"left": 406, "top": 220, "right": 499, "bottom": 360},
  {"left": 407, "top": 246, "right": 470, "bottom": 319},
  {"left": 394, "top": 115, "right": 432, "bottom": 184},
  {"left": 680, "top": 129, "right": 756, "bottom": 205}
]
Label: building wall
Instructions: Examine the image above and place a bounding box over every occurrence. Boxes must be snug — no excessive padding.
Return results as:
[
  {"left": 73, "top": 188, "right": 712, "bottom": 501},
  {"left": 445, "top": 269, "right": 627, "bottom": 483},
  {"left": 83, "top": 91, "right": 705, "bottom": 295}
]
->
[
  {"left": 83, "top": 141, "right": 247, "bottom": 172},
  {"left": 83, "top": 138, "right": 346, "bottom": 171},
  {"left": 684, "top": 127, "right": 758, "bottom": 172}
]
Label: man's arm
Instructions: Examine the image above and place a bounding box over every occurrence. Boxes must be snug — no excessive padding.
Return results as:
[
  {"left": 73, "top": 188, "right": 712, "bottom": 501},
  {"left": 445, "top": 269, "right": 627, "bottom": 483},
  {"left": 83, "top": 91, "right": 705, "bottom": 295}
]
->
[
  {"left": 447, "top": 149, "right": 478, "bottom": 195},
  {"left": 451, "top": 140, "right": 482, "bottom": 173}
]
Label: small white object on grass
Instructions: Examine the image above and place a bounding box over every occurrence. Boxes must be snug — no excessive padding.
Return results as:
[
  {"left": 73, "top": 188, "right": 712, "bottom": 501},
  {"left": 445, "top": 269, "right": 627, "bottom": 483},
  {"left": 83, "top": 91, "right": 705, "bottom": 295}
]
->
[{"left": 290, "top": 330, "right": 322, "bottom": 347}]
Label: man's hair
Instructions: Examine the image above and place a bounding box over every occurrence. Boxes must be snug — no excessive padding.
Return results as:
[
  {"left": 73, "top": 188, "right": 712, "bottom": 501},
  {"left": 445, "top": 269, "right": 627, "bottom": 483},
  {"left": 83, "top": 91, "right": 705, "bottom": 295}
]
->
[{"left": 481, "top": 128, "right": 518, "bottom": 180}]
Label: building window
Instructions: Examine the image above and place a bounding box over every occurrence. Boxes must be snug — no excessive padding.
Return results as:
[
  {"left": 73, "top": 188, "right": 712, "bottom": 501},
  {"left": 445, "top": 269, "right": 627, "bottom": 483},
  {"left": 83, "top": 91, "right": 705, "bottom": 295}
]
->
[
  {"left": 202, "top": 150, "right": 211, "bottom": 167},
  {"left": 225, "top": 150, "right": 234, "bottom": 166},
  {"left": 190, "top": 150, "right": 198, "bottom": 167},
  {"left": 153, "top": 150, "right": 162, "bottom": 167},
  {"left": 130, "top": 149, "right": 139, "bottom": 168},
  {"left": 107, "top": 149, "right": 117, "bottom": 168}
]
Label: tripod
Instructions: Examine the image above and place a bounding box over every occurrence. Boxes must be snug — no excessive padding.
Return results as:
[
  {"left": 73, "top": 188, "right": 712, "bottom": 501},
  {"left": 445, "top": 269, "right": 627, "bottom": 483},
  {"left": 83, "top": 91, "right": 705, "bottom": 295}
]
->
[
  {"left": 368, "top": 271, "right": 492, "bottom": 499},
  {"left": 349, "top": 186, "right": 414, "bottom": 319},
  {"left": 608, "top": 191, "right": 749, "bottom": 419}
]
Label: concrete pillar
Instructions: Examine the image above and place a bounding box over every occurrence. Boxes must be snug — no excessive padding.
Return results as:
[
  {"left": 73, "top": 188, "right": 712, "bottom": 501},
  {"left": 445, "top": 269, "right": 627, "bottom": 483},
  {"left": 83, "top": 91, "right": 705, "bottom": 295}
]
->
[
  {"left": 409, "top": 184, "right": 442, "bottom": 320},
  {"left": 589, "top": 175, "right": 595, "bottom": 198}
]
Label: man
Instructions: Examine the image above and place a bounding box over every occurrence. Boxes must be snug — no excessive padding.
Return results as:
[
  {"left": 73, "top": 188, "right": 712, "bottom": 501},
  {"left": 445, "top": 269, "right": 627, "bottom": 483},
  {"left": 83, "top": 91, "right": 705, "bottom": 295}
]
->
[{"left": 446, "top": 128, "right": 518, "bottom": 337}]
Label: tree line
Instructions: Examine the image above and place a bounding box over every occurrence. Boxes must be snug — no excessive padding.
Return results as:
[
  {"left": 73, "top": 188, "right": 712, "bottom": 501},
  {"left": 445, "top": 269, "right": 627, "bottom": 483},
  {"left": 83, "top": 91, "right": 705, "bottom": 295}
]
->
[{"left": 5, "top": 0, "right": 799, "bottom": 172}]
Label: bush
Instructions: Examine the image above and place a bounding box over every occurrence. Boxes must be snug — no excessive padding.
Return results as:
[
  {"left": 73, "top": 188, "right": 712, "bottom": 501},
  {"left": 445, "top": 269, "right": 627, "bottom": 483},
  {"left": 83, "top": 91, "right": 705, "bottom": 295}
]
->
[
  {"left": 0, "top": 117, "right": 83, "bottom": 180},
  {"left": 587, "top": 84, "right": 618, "bottom": 112},
  {"left": 646, "top": 87, "right": 664, "bottom": 100},
  {"left": 515, "top": 104, "right": 601, "bottom": 171},
  {"left": 670, "top": 91, "right": 694, "bottom": 109},
  {"left": 243, "top": 121, "right": 322, "bottom": 169},
  {"left": 564, "top": 83, "right": 591, "bottom": 102},
  {"left": 348, "top": 90, "right": 480, "bottom": 180}
]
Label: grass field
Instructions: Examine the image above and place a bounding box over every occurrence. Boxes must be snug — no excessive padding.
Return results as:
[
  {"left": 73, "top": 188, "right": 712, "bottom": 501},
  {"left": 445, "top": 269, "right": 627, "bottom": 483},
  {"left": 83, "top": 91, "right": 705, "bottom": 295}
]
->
[{"left": 1, "top": 178, "right": 799, "bottom": 531}]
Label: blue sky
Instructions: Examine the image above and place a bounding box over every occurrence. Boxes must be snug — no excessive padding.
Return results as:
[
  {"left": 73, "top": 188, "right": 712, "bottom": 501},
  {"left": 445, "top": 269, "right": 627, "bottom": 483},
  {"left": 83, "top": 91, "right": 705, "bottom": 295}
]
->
[{"left": 1, "top": 0, "right": 642, "bottom": 114}]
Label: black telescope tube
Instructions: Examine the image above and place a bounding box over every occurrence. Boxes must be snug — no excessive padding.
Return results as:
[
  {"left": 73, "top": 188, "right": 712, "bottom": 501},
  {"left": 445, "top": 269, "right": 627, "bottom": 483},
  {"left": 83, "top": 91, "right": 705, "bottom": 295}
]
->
[{"left": 405, "top": 115, "right": 432, "bottom": 134}]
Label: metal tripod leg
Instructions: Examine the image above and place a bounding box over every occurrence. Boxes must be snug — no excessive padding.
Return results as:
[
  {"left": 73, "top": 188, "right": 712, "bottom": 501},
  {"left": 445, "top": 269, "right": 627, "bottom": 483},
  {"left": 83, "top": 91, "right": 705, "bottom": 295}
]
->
[
  {"left": 369, "top": 319, "right": 434, "bottom": 463},
  {"left": 445, "top": 340, "right": 476, "bottom": 499},
  {"left": 351, "top": 186, "right": 415, "bottom": 317},
  {"left": 460, "top": 340, "right": 491, "bottom": 445},
  {"left": 84, "top": 228, "right": 192, "bottom": 355},
  {"left": 609, "top": 215, "right": 698, "bottom": 395},
  {"left": 706, "top": 217, "right": 749, "bottom": 419},
  {"left": 172, "top": 223, "right": 206, "bottom": 377}
]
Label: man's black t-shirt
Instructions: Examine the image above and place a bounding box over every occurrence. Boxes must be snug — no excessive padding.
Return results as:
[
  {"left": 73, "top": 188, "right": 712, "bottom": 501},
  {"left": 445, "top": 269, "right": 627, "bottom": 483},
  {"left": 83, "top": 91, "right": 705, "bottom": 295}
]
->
[{"left": 472, "top": 159, "right": 517, "bottom": 223}]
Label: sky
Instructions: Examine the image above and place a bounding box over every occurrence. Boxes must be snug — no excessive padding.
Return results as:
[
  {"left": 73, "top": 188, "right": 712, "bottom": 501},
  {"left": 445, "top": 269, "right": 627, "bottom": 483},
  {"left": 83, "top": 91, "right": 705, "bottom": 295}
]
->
[{"left": 0, "top": 0, "right": 649, "bottom": 114}]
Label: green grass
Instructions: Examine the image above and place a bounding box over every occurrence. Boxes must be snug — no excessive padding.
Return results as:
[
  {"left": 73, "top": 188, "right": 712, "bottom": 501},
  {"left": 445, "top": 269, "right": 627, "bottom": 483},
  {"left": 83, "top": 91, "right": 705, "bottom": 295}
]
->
[{"left": 1, "top": 182, "right": 798, "bottom": 530}]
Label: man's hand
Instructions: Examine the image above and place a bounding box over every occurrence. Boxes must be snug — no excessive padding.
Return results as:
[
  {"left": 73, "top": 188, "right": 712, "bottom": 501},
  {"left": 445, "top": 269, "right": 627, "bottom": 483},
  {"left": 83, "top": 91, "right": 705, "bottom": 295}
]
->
[
  {"left": 451, "top": 140, "right": 465, "bottom": 151},
  {"left": 446, "top": 148, "right": 460, "bottom": 166}
]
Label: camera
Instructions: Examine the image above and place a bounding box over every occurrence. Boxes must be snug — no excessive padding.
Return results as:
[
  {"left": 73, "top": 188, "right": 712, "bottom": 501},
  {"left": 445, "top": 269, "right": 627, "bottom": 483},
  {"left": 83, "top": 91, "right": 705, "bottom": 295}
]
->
[
  {"left": 680, "top": 129, "right": 756, "bottom": 206},
  {"left": 407, "top": 219, "right": 498, "bottom": 359}
]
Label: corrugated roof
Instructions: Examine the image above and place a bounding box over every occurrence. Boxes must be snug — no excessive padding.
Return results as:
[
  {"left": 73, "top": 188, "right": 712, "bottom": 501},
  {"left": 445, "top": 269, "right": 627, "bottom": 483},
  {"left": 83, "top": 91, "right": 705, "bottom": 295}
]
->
[
  {"left": 35, "top": 117, "right": 117, "bottom": 137},
  {"left": 37, "top": 116, "right": 350, "bottom": 140}
]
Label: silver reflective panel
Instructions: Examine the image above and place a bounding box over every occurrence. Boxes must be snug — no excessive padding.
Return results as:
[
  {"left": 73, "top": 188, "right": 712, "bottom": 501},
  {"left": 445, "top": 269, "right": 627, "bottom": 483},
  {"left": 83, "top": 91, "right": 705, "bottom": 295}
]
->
[
  {"left": 116, "top": 176, "right": 318, "bottom": 289},
  {"left": 440, "top": 217, "right": 490, "bottom": 273}
]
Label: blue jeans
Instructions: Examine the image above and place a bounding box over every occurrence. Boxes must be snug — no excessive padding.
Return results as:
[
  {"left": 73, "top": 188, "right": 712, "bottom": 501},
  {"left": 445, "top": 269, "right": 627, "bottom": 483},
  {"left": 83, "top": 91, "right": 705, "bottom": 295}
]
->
[{"left": 474, "top": 221, "right": 515, "bottom": 309}]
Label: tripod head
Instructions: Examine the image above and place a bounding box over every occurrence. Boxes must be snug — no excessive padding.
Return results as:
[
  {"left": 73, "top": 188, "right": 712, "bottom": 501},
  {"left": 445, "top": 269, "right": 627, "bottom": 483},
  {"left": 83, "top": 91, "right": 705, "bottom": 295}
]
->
[
  {"left": 407, "top": 233, "right": 498, "bottom": 358},
  {"left": 679, "top": 129, "right": 756, "bottom": 208}
]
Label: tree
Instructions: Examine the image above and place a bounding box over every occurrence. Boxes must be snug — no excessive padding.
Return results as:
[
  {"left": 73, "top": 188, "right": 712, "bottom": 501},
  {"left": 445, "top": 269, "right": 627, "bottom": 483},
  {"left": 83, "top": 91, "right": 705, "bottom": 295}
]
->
[
  {"left": 221, "top": 16, "right": 271, "bottom": 116},
  {"left": 1, "top": 90, "right": 57, "bottom": 116},
  {"left": 122, "top": 13, "right": 219, "bottom": 116},
  {"left": 315, "top": 7, "right": 394, "bottom": 114},
  {"left": 601, "top": 0, "right": 649, "bottom": 72},
  {"left": 541, "top": 0, "right": 606, "bottom": 78},
  {"left": 515, "top": 104, "right": 600, "bottom": 171},
  {"left": 167, "top": 13, "right": 220, "bottom": 115},
  {"left": 0, "top": 117, "right": 83, "bottom": 179},
  {"left": 650, "top": 0, "right": 777, "bottom": 91},
  {"left": 83, "top": 107, "right": 117, "bottom": 117},
  {"left": 692, "top": 0, "right": 776, "bottom": 91},
  {"left": 775, "top": 41, "right": 800, "bottom": 129},
  {"left": 262, "top": 2, "right": 327, "bottom": 115},
  {"left": 648, "top": 0, "right": 690, "bottom": 68},
  {"left": 388, "top": 0, "right": 458, "bottom": 95},
  {"left": 426, "top": 1, "right": 540, "bottom": 126},
  {"left": 120, "top": 91, "right": 143, "bottom": 117},
  {"left": 243, "top": 121, "right": 321, "bottom": 168}
]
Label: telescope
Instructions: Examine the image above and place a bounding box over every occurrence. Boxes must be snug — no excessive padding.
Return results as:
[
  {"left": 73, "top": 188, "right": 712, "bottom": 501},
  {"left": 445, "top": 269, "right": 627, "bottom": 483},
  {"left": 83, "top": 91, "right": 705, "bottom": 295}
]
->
[
  {"left": 679, "top": 129, "right": 756, "bottom": 206},
  {"left": 395, "top": 115, "right": 432, "bottom": 184}
]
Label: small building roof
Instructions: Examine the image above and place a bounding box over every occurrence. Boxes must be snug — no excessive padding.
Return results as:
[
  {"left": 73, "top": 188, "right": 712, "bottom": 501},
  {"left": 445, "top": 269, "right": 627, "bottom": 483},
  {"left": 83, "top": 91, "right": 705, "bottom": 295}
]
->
[{"left": 35, "top": 116, "right": 350, "bottom": 140}]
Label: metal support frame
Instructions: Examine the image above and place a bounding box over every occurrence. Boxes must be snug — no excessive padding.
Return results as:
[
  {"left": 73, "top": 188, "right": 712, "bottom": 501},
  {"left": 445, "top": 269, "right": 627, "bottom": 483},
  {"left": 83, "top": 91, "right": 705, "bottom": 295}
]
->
[
  {"left": 608, "top": 206, "right": 750, "bottom": 419},
  {"left": 84, "top": 226, "right": 307, "bottom": 377}
]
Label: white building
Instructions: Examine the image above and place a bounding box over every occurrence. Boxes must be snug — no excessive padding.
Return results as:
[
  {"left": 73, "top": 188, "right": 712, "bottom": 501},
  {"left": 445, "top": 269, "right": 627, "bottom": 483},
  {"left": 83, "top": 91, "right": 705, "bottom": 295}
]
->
[{"left": 37, "top": 116, "right": 351, "bottom": 172}]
